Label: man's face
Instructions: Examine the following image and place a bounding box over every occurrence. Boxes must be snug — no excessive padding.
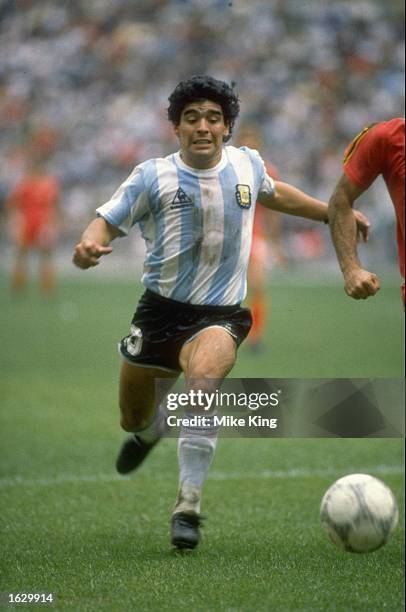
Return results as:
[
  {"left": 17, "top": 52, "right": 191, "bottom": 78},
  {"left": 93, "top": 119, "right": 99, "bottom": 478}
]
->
[{"left": 174, "top": 100, "right": 230, "bottom": 169}]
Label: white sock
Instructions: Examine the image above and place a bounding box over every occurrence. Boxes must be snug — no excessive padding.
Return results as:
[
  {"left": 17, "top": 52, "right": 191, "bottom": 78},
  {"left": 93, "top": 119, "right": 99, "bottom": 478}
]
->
[
  {"left": 176, "top": 413, "right": 218, "bottom": 513},
  {"left": 135, "top": 404, "right": 168, "bottom": 444}
]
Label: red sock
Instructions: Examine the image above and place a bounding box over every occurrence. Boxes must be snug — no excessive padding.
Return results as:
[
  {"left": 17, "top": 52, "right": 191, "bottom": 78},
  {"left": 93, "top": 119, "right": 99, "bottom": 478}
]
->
[
  {"left": 40, "top": 264, "right": 56, "bottom": 294},
  {"left": 250, "top": 296, "right": 266, "bottom": 343}
]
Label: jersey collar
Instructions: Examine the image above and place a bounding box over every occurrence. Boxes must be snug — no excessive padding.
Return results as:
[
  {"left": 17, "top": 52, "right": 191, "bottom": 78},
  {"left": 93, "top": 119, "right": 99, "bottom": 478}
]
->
[{"left": 173, "top": 149, "right": 228, "bottom": 175}]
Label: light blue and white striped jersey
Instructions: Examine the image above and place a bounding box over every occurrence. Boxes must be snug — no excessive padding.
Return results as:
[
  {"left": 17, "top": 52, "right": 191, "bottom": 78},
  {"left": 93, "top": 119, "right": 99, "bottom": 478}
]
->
[{"left": 96, "top": 145, "right": 275, "bottom": 305}]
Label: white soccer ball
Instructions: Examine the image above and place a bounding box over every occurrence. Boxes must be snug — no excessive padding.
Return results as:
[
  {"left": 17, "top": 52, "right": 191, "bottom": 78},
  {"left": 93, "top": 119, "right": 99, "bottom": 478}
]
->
[{"left": 320, "top": 473, "right": 398, "bottom": 553}]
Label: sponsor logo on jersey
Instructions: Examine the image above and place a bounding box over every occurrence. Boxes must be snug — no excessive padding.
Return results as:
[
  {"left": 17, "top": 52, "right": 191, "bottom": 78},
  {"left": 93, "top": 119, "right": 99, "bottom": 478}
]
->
[
  {"left": 171, "top": 187, "right": 194, "bottom": 209},
  {"left": 235, "top": 184, "right": 252, "bottom": 208}
]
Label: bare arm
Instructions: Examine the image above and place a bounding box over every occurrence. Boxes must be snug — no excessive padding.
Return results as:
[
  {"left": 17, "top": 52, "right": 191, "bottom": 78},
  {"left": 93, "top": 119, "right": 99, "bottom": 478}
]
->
[
  {"left": 73, "top": 217, "right": 121, "bottom": 269},
  {"left": 328, "top": 174, "right": 380, "bottom": 299},
  {"left": 258, "top": 181, "right": 370, "bottom": 238},
  {"left": 258, "top": 181, "right": 329, "bottom": 221}
]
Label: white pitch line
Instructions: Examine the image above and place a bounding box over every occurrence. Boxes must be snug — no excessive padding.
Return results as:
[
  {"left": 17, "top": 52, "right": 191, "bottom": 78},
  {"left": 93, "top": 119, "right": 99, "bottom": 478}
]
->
[
  {"left": 0, "top": 465, "right": 402, "bottom": 489},
  {"left": 209, "top": 465, "right": 403, "bottom": 480}
]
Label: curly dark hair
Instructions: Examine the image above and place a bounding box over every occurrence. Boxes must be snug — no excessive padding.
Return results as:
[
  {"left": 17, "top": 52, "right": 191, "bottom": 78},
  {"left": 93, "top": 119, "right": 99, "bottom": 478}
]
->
[{"left": 167, "top": 75, "right": 240, "bottom": 142}]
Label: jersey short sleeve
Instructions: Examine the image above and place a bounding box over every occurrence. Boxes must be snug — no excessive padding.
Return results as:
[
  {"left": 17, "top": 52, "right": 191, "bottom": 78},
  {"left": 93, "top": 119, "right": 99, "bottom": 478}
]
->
[
  {"left": 343, "top": 123, "right": 385, "bottom": 190},
  {"left": 259, "top": 173, "right": 276, "bottom": 197},
  {"left": 96, "top": 163, "right": 151, "bottom": 235},
  {"left": 239, "top": 146, "right": 276, "bottom": 198}
]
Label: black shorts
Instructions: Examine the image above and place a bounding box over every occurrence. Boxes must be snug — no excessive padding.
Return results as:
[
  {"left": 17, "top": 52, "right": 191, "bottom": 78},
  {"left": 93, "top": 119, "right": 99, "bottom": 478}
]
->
[{"left": 119, "top": 289, "right": 252, "bottom": 372}]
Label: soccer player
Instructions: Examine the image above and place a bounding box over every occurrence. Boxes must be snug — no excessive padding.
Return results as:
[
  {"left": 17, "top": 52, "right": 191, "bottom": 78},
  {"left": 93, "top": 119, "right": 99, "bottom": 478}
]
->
[
  {"left": 236, "top": 123, "right": 285, "bottom": 352},
  {"left": 328, "top": 117, "right": 405, "bottom": 305},
  {"left": 73, "top": 76, "right": 369, "bottom": 550},
  {"left": 6, "top": 158, "right": 61, "bottom": 294}
]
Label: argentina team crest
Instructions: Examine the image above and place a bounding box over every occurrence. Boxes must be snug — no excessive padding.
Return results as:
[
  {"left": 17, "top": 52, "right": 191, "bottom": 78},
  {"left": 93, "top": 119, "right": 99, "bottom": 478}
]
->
[{"left": 235, "top": 184, "right": 252, "bottom": 208}]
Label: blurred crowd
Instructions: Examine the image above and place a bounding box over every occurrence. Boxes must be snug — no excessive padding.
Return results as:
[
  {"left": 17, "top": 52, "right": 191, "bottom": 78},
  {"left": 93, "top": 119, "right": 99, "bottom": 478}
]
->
[{"left": 0, "top": 0, "right": 404, "bottom": 265}]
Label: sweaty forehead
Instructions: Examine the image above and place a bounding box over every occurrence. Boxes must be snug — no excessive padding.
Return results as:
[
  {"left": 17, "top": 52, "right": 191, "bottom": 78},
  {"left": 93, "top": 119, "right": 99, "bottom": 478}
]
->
[{"left": 181, "top": 100, "right": 223, "bottom": 115}]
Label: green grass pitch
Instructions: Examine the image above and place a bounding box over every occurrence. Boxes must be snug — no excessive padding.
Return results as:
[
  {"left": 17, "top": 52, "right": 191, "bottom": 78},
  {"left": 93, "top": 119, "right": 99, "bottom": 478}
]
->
[{"left": 0, "top": 273, "right": 404, "bottom": 611}]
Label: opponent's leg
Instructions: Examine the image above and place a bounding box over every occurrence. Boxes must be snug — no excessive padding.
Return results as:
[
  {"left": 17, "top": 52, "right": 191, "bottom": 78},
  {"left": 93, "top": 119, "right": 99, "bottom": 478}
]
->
[
  {"left": 11, "top": 247, "right": 29, "bottom": 293},
  {"left": 250, "top": 289, "right": 266, "bottom": 347},
  {"left": 116, "top": 361, "right": 178, "bottom": 474},
  {"left": 171, "top": 327, "right": 236, "bottom": 549},
  {"left": 39, "top": 248, "right": 56, "bottom": 294},
  {"left": 247, "top": 256, "right": 267, "bottom": 351}
]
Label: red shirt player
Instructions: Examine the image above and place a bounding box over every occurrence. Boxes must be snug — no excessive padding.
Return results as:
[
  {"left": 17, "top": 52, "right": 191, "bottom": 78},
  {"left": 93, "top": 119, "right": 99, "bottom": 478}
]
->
[
  {"left": 7, "top": 164, "right": 61, "bottom": 293},
  {"left": 328, "top": 118, "right": 405, "bottom": 305},
  {"left": 237, "top": 123, "right": 285, "bottom": 350},
  {"left": 248, "top": 160, "right": 285, "bottom": 349}
]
